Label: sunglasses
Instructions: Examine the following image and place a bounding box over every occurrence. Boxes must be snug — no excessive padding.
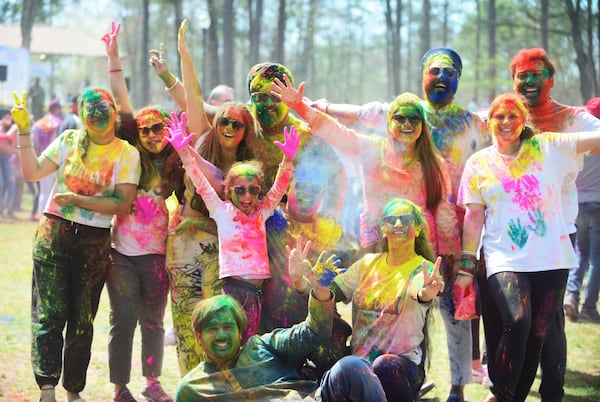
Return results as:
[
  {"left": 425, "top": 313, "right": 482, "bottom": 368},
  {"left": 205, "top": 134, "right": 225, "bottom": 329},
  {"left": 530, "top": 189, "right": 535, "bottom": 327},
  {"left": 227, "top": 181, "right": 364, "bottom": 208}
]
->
[
  {"left": 84, "top": 100, "right": 112, "bottom": 114},
  {"left": 391, "top": 114, "right": 422, "bottom": 126},
  {"left": 216, "top": 116, "right": 246, "bottom": 131},
  {"left": 233, "top": 185, "right": 261, "bottom": 196},
  {"left": 428, "top": 67, "right": 457, "bottom": 78},
  {"left": 382, "top": 214, "right": 416, "bottom": 227},
  {"left": 138, "top": 122, "right": 165, "bottom": 137},
  {"left": 251, "top": 92, "right": 281, "bottom": 104}
]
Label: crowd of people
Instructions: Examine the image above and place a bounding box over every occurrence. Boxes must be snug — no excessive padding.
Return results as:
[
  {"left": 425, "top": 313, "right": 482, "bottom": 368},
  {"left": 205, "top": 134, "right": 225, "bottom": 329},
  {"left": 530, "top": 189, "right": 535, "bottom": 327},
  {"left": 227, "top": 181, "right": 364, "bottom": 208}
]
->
[{"left": 6, "top": 18, "right": 600, "bottom": 402}]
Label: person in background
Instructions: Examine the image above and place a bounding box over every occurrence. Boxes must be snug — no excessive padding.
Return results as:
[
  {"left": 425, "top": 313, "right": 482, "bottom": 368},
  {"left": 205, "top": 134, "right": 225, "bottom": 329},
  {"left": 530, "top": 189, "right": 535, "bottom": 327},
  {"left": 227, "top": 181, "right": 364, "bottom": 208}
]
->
[
  {"left": 567, "top": 96, "right": 600, "bottom": 324},
  {"left": 31, "top": 99, "right": 63, "bottom": 220},
  {"left": 0, "top": 112, "right": 17, "bottom": 220},
  {"left": 102, "top": 21, "right": 177, "bottom": 402},
  {"left": 11, "top": 88, "right": 140, "bottom": 402},
  {"left": 508, "top": 48, "right": 600, "bottom": 402},
  {"left": 59, "top": 94, "right": 83, "bottom": 133},
  {"left": 28, "top": 77, "right": 46, "bottom": 121},
  {"left": 207, "top": 84, "right": 235, "bottom": 106},
  {"left": 175, "top": 237, "right": 387, "bottom": 401},
  {"left": 459, "top": 92, "right": 600, "bottom": 402}
]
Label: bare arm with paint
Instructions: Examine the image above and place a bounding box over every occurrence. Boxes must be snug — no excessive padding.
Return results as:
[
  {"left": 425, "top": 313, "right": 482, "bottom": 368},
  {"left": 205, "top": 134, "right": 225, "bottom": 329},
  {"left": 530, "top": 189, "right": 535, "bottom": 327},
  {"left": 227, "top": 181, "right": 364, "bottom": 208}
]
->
[
  {"left": 53, "top": 183, "right": 138, "bottom": 216},
  {"left": 459, "top": 203, "right": 485, "bottom": 287},
  {"left": 101, "top": 21, "right": 133, "bottom": 115},
  {"left": 271, "top": 75, "right": 361, "bottom": 156},
  {"left": 149, "top": 43, "right": 187, "bottom": 112},
  {"left": 178, "top": 19, "right": 211, "bottom": 143}
]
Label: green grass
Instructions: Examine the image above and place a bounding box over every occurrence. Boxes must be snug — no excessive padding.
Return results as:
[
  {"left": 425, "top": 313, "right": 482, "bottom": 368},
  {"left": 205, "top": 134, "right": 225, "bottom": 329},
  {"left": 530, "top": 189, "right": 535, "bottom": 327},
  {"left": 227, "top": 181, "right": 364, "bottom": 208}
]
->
[{"left": 0, "top": 197, "right": 599, "bottom": 401}]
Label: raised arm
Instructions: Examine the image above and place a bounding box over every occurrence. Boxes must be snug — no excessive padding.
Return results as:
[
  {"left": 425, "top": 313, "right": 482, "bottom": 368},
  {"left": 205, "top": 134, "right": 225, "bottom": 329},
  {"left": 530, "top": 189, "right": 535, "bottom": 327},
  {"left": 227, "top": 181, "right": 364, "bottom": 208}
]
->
[
  {"left": 271, "top": 75, "right": 361, "bottom": 156},
  {"left": 576, "top": 130, "right": 600, "bottom": 155},
  {"left": 149, "top": 43, "right": 186, "bottom": 112},
  {"left": 101, "top": 21, "right": 133, "bottom": 115},
  {"left": 178, "top": 19, "right": 211, "bottom": 143}
]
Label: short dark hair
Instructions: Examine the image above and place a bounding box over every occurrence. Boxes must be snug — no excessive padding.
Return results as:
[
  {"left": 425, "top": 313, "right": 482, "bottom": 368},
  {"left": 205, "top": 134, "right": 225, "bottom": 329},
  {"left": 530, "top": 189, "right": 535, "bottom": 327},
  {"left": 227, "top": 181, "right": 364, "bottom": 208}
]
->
[{"left": 191, "top": 295, "right": 249, "bottom": 334}]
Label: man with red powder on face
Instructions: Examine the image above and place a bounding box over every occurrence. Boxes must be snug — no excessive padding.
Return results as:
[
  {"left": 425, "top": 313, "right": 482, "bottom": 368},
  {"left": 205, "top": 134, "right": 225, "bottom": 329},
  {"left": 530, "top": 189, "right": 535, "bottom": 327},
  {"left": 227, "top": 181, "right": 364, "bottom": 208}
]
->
[{"left": 496, "top": 48, "right": 600, "bottom": 402}]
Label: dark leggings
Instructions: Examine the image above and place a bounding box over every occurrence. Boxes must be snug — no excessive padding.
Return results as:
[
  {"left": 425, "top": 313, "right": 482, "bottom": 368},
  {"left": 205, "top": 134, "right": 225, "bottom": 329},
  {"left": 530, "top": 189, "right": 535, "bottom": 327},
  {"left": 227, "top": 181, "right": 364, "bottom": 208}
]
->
[
  {"left": 371, "top": 354, "right": 425, "bottom": 402},
  {"left": 486, "top": 269, "right": 568, "bottom": 402}
]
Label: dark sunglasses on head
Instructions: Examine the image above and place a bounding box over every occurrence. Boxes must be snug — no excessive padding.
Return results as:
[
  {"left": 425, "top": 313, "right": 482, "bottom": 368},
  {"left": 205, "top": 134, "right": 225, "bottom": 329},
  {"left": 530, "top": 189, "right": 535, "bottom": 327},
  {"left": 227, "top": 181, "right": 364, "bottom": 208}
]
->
[
  {"left": 217, "top": 116, "right": 246, "bottom": 131},
  {"left": 84, "top": 100, "right": 112, "bottom": 114},
  {"left": 391, "top": 114, "right": 422, "bottom": 126},
  {"left": 382, "top": 214, "right": 416, "bottom": 227},
  {"left": 138, "top": 123, "right": 165, "bottom": 137},
  {"left": 428, "top": 67, "right": 456, "bottom": 78},
  {"left": 251, "top": 92, "right": 281, "bottom": 104},
  {"left": 233, "top": 185, "right": 261, "bottom": 196}
]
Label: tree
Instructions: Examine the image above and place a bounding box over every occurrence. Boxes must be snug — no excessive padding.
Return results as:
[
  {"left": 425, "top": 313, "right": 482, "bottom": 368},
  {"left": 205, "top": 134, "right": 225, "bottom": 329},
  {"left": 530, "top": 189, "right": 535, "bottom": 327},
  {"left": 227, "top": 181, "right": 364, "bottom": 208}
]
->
[
  {"left": 248, "top": 0, "right": 263, "bottom": 66},
  {"left": 223, "top": 0, "right": 234, "bottom": 87},
  {"left": 20, "top": 0, "right": 41, "bottom": 49},
  {"left": 487, "top": 0, "right": 496, "bottom": 102},
  {"left": 273, "top": 0, "right": 286, "bottom": 63},
  {"left": 565, "top": 0, "right": 595, "bottom": 101}
]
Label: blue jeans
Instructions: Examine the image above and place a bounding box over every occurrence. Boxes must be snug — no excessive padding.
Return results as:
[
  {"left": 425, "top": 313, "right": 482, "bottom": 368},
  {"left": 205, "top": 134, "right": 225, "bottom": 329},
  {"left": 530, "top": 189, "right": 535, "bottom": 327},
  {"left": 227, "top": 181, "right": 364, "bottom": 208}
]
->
[
  {"left": 568, "top": 202, "right": 600, "bottom": 310},
  {"left": 320, "top": 356, "right": 387, "bottom": 402},
  {"left": 0, "top": 153, "right": 15, "bottom": 212}
]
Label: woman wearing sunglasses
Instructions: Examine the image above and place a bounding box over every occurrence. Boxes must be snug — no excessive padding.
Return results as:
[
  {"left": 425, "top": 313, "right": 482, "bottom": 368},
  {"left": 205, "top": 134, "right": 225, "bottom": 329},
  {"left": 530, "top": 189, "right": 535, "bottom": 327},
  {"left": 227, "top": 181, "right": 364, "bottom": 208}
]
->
[
  {"left": 102, "top": 21, "right": 185, "bottom": 402},
  {"left": 272, "top": 78, "right": 459, "bottom": 259},
  {"left": 165, "top": 109, "right": 299, "bottom": 344},
  {"left": 292, "top": 198, "right": 444, "bottom": 402},
  {"left": 11, "top": 86, "right": 140, "bottom": 402}
]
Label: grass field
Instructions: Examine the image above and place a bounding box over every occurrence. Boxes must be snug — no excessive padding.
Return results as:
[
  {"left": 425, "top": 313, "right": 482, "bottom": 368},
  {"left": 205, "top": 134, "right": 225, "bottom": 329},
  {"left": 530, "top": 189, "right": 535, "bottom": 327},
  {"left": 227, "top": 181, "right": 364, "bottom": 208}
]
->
[{"left": 0, "top": 195, "right": 599, "bottom": 401}]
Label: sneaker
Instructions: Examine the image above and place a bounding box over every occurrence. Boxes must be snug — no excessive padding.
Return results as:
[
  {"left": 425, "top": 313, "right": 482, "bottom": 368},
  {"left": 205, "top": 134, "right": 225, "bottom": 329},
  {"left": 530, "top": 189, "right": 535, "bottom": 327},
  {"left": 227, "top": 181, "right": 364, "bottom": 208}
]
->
[
  {"left": 114, "top": 388, "right": 138, "bottom": 402},
  {"left": 563, "top": 292, "right": 579, "bottom": 322},
  {"left": 140, "top": 382, "right": 173, "bottom": 402},
  {"left": 579, "top": 308, "right": 600, "bottom": 323}
]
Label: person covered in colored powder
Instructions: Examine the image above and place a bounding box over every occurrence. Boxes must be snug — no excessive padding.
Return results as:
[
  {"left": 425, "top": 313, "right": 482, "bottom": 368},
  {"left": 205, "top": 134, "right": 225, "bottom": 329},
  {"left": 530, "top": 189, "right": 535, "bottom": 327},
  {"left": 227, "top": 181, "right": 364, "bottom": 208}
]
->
[
  {"left": 271, "top": 78, "right": 459, "bottom": 258},
  {"left": 175, "top": 239, "right": 388, "bottom": 401},
  {"left": 292, "top": 198, "right": 444, "bottom": 402},
  {"left": 165, "top": 111, "right": 299, "bottom": 343},
  {"left": 458, "top": 92, "right": 600, "bottom": 402},
  {"left": 260, "top": 155, "right": 356, "bottom": 380},
  {"left": 246, "top": 62, "right": 349, "bottom": 223},
  {"left": 312, "top": 47, "right": 490, "bottom": 402},
  {"left": 161, "top": 19, "right": 256, "bottom": 375},
  {"left": 102, "top": 21, "right": 178, "bottom": 402},
  {"left": 11, "top": 88, "right": 140, "bottom": 402}
]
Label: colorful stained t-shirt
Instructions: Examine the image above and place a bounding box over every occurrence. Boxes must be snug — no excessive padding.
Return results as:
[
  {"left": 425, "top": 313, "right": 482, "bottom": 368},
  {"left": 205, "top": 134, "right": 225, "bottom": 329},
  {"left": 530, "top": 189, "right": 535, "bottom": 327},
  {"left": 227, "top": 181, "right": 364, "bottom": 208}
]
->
[
  {"left": 333, "top": 253, "right": 432, "bottom": 365},
  {"left": 527, "top": 100, "right": 600, "bottom": 226},
  {"left": 183, "top": 156, "right": 293, "bottom": 280},
  {"left": 358, "top": 100, "right": 490, "bottom": 226},
  {"left": 42, "top": 129, "right": 141, "bottom": 228},
  {"left": 457, "top": 133, "right": 580, "bottom": 277},
  {"left": 175, "top": 293, "right": 334, "bottom": 401},
  {"left": 112, "top": 160, "right": 169, "bottom": 256},
  {"left": 310, "top": 115, "right": 459, "bottom": 254}
]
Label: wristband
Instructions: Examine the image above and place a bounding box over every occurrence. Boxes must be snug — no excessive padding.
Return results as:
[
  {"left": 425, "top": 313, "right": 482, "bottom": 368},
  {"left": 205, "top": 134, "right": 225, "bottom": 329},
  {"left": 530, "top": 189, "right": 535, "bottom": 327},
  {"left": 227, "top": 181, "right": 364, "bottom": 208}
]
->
[
  {"left": 17, "top": 144, "right": 33, "bottom": 149},
  {"left": 325, "top": 103, "right": 330, "bottom": 114},
  {"left": 165, "top": 77, "right": 180, "bottom": 92},
  {"left": 108, "top": 68, "right": 123, "bottom": 73},
  {"left": 458, "top": 270, "right": 474, "bottom": 278},
  {"left": 459, "top": 258, "right": 476, "bottom": 275},
  {"left": 18, "top": 131, "right": 31, "bottom": 136}
]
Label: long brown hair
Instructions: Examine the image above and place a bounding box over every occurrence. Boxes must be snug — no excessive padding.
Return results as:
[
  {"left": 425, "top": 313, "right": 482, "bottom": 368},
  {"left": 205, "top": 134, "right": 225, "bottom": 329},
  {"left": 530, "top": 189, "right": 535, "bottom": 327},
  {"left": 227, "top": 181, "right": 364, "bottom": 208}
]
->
[{"left": 387, "top": 93, "right": 445, "bottom": 210}]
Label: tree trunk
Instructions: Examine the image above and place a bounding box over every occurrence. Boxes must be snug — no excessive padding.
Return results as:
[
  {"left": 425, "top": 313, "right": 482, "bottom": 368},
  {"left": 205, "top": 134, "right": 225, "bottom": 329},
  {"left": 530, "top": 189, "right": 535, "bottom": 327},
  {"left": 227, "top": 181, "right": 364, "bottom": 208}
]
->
[
  {"left": 299, "top": 0, "right": 317, "bottom": 82},
  {"left": 442, "top": 0, "right": 449, "bottom": 45},
  {"left": 207, "top": 0, "right": 220, "bottom": 90},
  {"left": 223, "top": 0, "right": 234, "bottom": 87},
  {"left": 140, "top": 0, "right": 150, "bottom": 104},
  {"left": 173, "top": 0, "right": 183, "bottom": 78},
  {"left": 487, "top": 0, "right": 496, "bottom": 102},
  {"left": 273, "top": 0, "right": 286, "bottom": 63},
  {"left": 586, "top": 0, "right": 598, "bottom": 94},
  {"left": 540, "top": 0, "right": 549, "bottom": 50},
  {"left": 564, "top": 0, "right": 593, "bottom": 101},
  {"left": 20, "top": 0, "right": 41, "bottom": 49},
  {"left": 420, "top": 0, "right": 431, "bottom": 61},
  {"left": 475, "top": 0, "right": 481, "bottom": 103},
  {"left": 248, "top": 0, "right": 263, "bottom": 66}
]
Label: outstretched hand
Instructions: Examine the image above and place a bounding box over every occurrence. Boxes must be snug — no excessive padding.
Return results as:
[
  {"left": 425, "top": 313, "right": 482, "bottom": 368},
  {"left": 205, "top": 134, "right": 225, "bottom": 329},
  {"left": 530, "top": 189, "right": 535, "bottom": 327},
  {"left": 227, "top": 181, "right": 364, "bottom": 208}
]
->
[
  {"left": 101, "top": 20, "right": 121, "bottom": 57},
  {"left": 419, "top": 256, "right": 444, "bottom": 302},
  {"left": 177, "top": 19, "right": 189, "bottom": 55},
  {"left": 274, "top": 125, "right": 300, "bottom": 161},
  {"left": 285, "top": 235, "right": 312, "bottom": 290},
  {"left": 311, "top": 251, "right": 344, "bottom": 287},
  {"left": 164, "top": 112, "right": 194, "bottom": 151},
  {"left": 10, "top": 92, "right": 31, "bottom": 133},
  {"left": 271, "top": 74, "right": 305, "bottom": 110}
]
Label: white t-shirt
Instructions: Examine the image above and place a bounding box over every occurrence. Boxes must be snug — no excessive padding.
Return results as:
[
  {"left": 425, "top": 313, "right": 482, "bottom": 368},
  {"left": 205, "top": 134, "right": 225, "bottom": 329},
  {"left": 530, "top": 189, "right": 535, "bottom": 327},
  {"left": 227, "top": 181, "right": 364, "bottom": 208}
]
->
[{"left": 458, "top": 133, "right": 580, "bottom": 277}]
